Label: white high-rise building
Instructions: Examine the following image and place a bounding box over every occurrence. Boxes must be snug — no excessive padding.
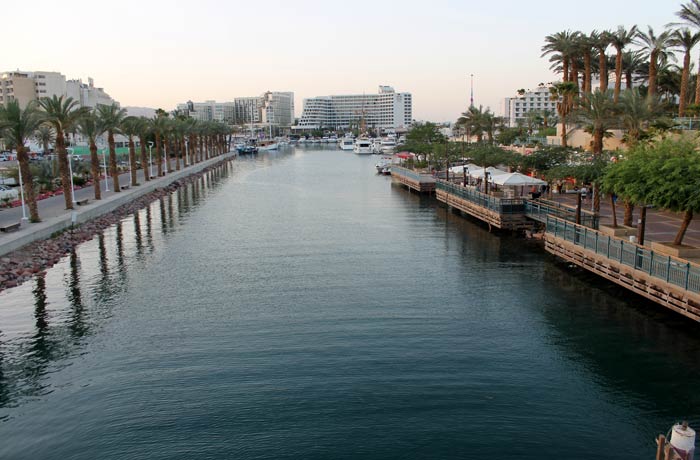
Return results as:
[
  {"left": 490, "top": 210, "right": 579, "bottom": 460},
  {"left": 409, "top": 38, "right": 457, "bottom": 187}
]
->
[
  {"left": 177, "top": 92, "right": 294, "bottom": 127},
  {"left": 296, "top": 85, "right": 412, "bottom": 130},
  {"left": 502, "top": 85, "right": 557, "bottom": 128}
]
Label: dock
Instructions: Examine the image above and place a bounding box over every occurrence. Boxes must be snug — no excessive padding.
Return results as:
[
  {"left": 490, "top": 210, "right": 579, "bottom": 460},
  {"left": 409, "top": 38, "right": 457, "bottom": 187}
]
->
[{"left": 391, "top": 166, "right": 436, "bottom": 194}]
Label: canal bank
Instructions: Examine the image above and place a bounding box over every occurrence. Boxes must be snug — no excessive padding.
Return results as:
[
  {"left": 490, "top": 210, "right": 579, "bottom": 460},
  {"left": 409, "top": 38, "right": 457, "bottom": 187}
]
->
[{"left": 0, "top": 152, "right": 236, "bottom": 291}]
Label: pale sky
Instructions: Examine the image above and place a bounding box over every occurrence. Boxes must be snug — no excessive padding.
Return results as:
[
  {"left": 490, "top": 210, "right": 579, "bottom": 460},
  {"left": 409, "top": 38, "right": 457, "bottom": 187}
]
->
[{"left": 5, "top": 0, "right": 676, "bottom": 121}]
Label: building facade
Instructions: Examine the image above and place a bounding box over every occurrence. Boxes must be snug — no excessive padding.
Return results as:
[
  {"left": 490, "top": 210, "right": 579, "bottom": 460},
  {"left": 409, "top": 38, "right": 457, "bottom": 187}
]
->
[
  {"left": 296, "top": 85, "right": 412, "bottom": 130},
  {"left": 502, "top": 85, "right": 557, "bottom": 127},
  {"left": 177, "top": 91, "right": 294, "bottom": 127},
  {"left": 0, "top": 70, "right": 116, "bottom": 109}
]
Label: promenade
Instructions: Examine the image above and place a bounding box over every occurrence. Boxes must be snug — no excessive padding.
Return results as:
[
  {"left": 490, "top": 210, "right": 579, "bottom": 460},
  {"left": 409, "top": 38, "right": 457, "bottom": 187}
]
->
[{"left": 0, "top": 153, "right": 236, "bottom": 257}]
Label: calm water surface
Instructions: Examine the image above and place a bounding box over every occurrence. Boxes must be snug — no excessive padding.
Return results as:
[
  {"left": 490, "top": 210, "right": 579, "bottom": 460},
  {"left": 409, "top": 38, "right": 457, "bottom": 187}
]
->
[{"left": 1, "top": 147, "right": 699, "bottom": 459}]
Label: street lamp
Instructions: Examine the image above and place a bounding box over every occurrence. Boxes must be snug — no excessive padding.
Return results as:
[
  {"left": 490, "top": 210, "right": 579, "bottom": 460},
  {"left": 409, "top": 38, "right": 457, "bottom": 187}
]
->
[
  {"left": 17, "top": 166, "right": 28, "bottom": 221},
  {"left": 66, "top": 147, "right": 76, "bottom": 204},
  {"left": 148, "top": 141, "right": 154, "bottom": 178},
  {"left": 185, "top": 139, "right": 189, "bottom": 166},
  {"left": 163, "top": 144, "right": 168, "bottom": 174},
  {"left": 99, "top": 141, "right": 109, "bottom": 192}
]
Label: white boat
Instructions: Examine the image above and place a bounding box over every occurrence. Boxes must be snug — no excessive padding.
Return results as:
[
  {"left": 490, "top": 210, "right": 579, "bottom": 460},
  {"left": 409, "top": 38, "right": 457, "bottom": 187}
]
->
[
  {"left": 339, "top": 137, "right": 355, "bottom": 151},
  {"left": 375, "top": 157, "right": 392, "bottom": 173},
  {"left": 258, "top": 140, "right": 279, "bottom": 151},
  {"left": 380, "top": 137, "right": 397, "bottom": 153},
  {"left": 353, "top": 138, "right": 373, "bottom": 155},
  {"left": 371, "top": 138, "right": 383, "bottom": 154}
]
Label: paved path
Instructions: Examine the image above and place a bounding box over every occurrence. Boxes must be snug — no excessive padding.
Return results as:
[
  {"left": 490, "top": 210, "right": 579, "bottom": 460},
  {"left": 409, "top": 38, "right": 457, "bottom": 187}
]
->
[
  {"left": 0, "top": 154, "right": 235, "bottom": 256},
  {"left": 547, "top": 192, "right": 700, "bottom": 247}
]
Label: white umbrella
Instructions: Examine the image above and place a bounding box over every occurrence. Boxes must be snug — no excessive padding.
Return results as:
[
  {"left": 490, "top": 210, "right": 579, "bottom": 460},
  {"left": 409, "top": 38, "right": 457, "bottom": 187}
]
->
[
  {"left": 468, "top": 166, "right": 508, "bottom": 179},
  {"left": 491, "top": 172, "right": 547, "bottom": 186}
]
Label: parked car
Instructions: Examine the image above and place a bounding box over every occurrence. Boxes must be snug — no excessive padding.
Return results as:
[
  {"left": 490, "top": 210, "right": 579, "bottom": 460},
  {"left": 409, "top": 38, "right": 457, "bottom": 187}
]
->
[
  {"left": 0, "top": 185, "right": 19, "bottom": 201},
  {"left": 0, "top": 154, "right": 8, "bottom": 161}
]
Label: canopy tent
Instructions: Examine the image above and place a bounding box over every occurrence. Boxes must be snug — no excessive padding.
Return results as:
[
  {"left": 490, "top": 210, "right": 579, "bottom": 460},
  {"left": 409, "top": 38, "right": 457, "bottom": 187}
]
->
[
  {"left": 396, "top": 152, "right": 415, "bottom": 159},
  {"left": 448, "top": 163, "right": 480, "bottom": 174},
  {"left": 491, "top": 172, "right": 547, "bottom": 186},
  {"left": 468, "top": 166, "right": 508, "bottom": 179}
]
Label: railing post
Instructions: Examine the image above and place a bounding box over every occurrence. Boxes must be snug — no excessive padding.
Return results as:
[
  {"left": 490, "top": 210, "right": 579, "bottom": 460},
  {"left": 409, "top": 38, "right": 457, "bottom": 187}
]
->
[
  {"left": 607, "top": 236, "right": 611, "bottom": 258},
  {"left": 649, "top": 251, "right": 654, "bottom": 275},
  {"left": 666, "top": 258, "right": 671, "bottom": 283},
  {"left": 686, "top": 263, "right": 691, "bottom": 290},
  {"left": 583, "top": 227, "right": 588, "bottom": 249},
  {"left": 595, "top": 232, "right": 599, "bottom": 254}
]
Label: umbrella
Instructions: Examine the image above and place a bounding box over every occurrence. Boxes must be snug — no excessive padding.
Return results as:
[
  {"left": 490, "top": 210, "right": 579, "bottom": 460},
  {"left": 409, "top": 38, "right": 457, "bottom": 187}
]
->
[
  {"left": 396, "top": 152, "right": 414, "bottom": 159},
  {"left": 468, "top": 166, "right": 508, "bottom": 179},
  {"left": 491, "top": 172, "right": 547, "bottom": 186}
]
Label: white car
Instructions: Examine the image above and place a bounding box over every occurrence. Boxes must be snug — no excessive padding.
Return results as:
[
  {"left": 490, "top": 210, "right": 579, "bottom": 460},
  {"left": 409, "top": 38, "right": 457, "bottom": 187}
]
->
[{"left": 0, "top": 185, "right": 19, "bottom": 201}]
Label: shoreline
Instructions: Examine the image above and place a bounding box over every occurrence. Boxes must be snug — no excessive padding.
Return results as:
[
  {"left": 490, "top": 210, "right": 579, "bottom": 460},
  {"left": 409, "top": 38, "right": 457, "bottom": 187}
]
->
[{"left": 0, "top": 156, "right": 235, "bottom": 292}]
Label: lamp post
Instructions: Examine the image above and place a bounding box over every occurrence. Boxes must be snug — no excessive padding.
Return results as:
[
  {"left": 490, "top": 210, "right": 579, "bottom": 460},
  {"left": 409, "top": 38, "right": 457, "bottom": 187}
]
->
[
  {"left": 17, "top": 166, "right": 28, "bottom": 221},
  {"left": 163, "top": 144, "right": 168, "bottom": 175},
  {"left": 148, "top": 141, "right": 154, "bottom": 178},
  {"left": 185, "top": 139, "right": 189, "bottom": 166},
  {"left": 66, "top": 147, "right": 76, "bottom": 204},
  {"left": 99, "top": 142, "right": 109, "bottom": 192}
]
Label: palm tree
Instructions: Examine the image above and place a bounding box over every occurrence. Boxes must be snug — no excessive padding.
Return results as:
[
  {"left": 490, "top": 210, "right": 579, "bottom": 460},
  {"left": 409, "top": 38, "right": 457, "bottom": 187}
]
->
[
  {"left": 549, "top": 81, "right": 578, "bottom": 147},
  {"left": 0, "top": 101, "right": 44, "bottom": 222},
  {"left": 75, "top": 110, "right": 105, "bottom": 200},
  {"left": 97, "top": 104, "right": 127, "bottom": 193},
  {"left": 38, "top": 95, "right": 89, "bottom": 209},
  {"left": 609, "top": 25, "right": 638, "bottom": 102},
  {"left": 591, "top": 30, "right": 611, "bottom": 91},
  {"left": 574, "top": 89, "right": 617, "bottom": 154},
  {"left": 617, "top": 89, "right": 661, "bottom": 145},
  {"left": 622, "top": 50, "right": 646, "bottom": 89},
  {"left": 33, "top": 124, "right": 56, "bottom": 176},
  {"left": 120, "top": 116, "right": 141, "bottom": 186},
  {"left": 670, "top": 28, "right": 700, "bottom": 116},
  {"left": 542, "top": 30, "right": 580, "bottom": 84},
  {"left": 636, "top": 26, "right": 675, "bottom": 98},
  {"left": 456, "top": 106, "right": 487, "bottom": 143},
  {"left": 136, "top": 117, "right": 152, "bottom": 181},
  {"left": 151, "top": 114, "right": 169, "bottom": 176},
  {"left": 577, "top": 33, "right": 595, "bottom": 93},
  {"left": 675, "top": 0, "right": 700, "bottom": 104}
]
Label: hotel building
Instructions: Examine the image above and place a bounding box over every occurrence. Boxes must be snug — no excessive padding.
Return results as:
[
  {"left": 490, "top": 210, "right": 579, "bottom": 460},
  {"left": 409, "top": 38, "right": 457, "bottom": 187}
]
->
[
  {"left": 0, "top": 70, "right": 116, "bottom": 108},
  {"left": 296, "top": 85, "right": 412, "bottom": 130},
  {"left": 502, "top": 85, "right": 557, "bottom": 128},
  {"left": 177, "top": 91, "right": 294, "bottom": 127}
]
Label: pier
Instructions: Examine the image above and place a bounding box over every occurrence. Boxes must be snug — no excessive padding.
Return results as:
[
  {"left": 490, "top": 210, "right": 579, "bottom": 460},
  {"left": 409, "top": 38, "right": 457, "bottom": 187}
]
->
[{"left": 391, "top": 166, "right": 436, "bottom": 194}]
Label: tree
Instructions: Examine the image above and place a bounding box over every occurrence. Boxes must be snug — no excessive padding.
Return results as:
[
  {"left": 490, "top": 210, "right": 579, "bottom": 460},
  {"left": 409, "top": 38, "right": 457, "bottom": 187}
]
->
[
  {"left": 609, "top": 25, "right": 639, "bottom": 102},
  {"left": 542, "top": 30, "right": 580, "bottom": 84},
  {"left": 591, "top": 30, "right": 611, "bottom": 91},
  {"left": 136, "top": 117, "right": 152, "bottom": 181},
  {"left": 575, "top": 90, "right": 618, "bottom": 155},
  {"left": 399, "top": 122, "right": 445, "bottom": 166},
  {"left": 622, "top": 50, "right": 646, "bottom": 89},
  {"left": 617, "top": 89, "right": 662, "bottom": 145},
  {"left": 549, "top": 81, "right": 578, "bottom": 147},
  {"left": 75, "top": 110, "right": 105, "bottom": 200},
  {"left": 121, "top": 116, "right": 141, "bottom": 186},
  {"left": 34, "top": 124, "right": 56, "bottom": 176},
  {"left": 604, "top": 138, "right": 700, "bottom": 246},
  {"left": 97, "top": 104, "right": 127, "bottom": 192},
  {"left": 151, "top": 114, "right": 169, "bottom": 176},
  {"left": 636, "top": 26, "right": 675, "bottom": 98},
  {"left": 0, "top": 101, "right": 44, "bottom": 222},
  {"left": 38, "top": 95, "right": 89, "bottom": 209},
  {"left": 675, "top": 0, "right": 700, "bottom": 104},
  {"left": 670, "top": 28, "right": 700, "bottom": 116}
]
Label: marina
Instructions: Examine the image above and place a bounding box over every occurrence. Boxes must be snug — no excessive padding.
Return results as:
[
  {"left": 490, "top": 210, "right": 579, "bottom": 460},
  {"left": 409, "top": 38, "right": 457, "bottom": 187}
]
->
[{"left": 1, "top": 147, "right": 699, "bottom": 459}]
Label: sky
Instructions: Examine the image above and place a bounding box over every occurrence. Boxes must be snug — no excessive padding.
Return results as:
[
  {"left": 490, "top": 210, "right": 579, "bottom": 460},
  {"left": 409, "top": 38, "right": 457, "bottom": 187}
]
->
[{"left": 5, "top": 0, "right": 678, "bottom": 122}]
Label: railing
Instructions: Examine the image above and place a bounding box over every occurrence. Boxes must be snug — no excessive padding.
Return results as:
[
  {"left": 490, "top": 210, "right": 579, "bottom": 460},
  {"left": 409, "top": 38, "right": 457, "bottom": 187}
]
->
[
  {"left": 437, "top": 180, "right": 525, "bottom": 214},
  {"left": 674, "top": 118, "right": 700, "bottom": 131},
  {"left": 547, "top": 216, "right": 700, "bottom": 294},
  {"left": 526, "top": 200, "right": 599, "bottom": 229},
  {"left": 392, "top": 166, "right": 435, "bottom": 183}
]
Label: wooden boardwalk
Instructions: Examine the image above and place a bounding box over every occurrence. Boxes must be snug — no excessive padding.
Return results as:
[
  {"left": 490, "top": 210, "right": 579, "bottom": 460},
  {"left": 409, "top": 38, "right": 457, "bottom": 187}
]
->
[{"left": 391, "top": 167, "right": 435, "bottom": 194}]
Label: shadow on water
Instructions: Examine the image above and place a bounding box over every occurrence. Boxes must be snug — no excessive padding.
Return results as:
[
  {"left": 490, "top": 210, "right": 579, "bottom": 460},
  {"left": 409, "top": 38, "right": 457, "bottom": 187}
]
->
[{"left": 0, "top": 161, "right": 235, "bottom": 410}]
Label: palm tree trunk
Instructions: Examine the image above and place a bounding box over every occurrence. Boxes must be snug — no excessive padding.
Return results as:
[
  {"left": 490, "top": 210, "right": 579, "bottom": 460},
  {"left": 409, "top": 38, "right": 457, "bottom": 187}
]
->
[
  {"left": 593, "top": 182, "right": 600, "bottom": 215},
  {"left": 625, "top": 70, "right": 633, "bottom": 89},
  {"left": 583, "top": 51, "right": 592, "bottom": 93},
  {"left": 599, "top": 48, "right": 608, "bottom": 91},
  {"left": 56, "top": 131, "right": 73, "bottom": 209},
  {"left": 570, "top": 58, "right": 579, "bottom": 89},
  {"left": 680, "top": 51, "right": 691, "bottom": 117},
  {"left": 673, "top": 210, "right": 693, "bottom": 246},
  {"left": 610, "top": 195, "right": 618, "bottom": 228},
  {"left": 561, "top": 120, "right": 568, "bottom": 148},
  {"left": 175, "top": 138, "right": 181, "bottom": 171},
  {"left": 614, "top": 48, "right": 623, "bottom": 102},
  {"left": 623, "top": 200, "right": 633, "bottom": 227},
  {"left": 109, "top": 130, "right": 120, "bottom": 192},
  {"left": 695, "top": 52, "right": 700, "bottom": 105},
  {"left": 593, "top": 129, "right": 603, "bottom": 154},
  {"left": 17, "top": 144, "right": 40, "bottom": 222},
  {"left": 648, "top": 51, "right": 658, "bottom": 98},
  {"left": 155, "top": 133, "right": 163, "bottom": 176},
  {"left": 89, "top": 140, "right": 101, "bottom": 200},
  {"left": 128, "top": 136, "right": 138, "bottom": 186},
  {"left": 562, "top": 59, "right": 569, "bottom": 83},
  {"left": 140, "top": 141, "right": 149, "bottom": 182}
]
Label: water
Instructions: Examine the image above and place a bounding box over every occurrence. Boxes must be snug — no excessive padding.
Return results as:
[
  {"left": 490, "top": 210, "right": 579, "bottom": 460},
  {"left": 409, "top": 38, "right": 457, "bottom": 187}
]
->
[{"left": 1, "top": 147, "right": 699, "bottom": 459}]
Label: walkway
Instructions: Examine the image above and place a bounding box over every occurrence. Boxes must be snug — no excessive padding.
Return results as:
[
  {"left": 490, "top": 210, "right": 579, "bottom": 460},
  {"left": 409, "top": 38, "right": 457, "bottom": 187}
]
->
[{"left": 0, "top": 153, "right": 236, "bottom": 256}]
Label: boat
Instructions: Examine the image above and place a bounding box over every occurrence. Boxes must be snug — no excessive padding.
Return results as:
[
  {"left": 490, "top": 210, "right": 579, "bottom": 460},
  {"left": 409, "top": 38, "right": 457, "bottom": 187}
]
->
[
  {"left": 258, "top": 140, "right": 279, "bottom": 151},
  {"left": 371, "top": 138, "right": 383, "bottom": 154},
  {"left": 339, "top": 137, "right": 355, "bottom": 151},
  {"left": 375, "top": 156, "right": 393, "bottom": 173},
  {"left": 354, "top": 138, "right": 373, "bottom": 155},
  {"left": 236, "top": 144, "right": 258, "bottom": 155},
  {"left": 380, "top": 136, "right": 398, "bottom": 153}
]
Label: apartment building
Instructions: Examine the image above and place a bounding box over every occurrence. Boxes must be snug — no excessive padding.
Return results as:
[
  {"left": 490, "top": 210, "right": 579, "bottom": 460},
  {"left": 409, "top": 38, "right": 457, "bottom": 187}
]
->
[{"left": 0, "top": 70, "right": 116, "bottom": 108}]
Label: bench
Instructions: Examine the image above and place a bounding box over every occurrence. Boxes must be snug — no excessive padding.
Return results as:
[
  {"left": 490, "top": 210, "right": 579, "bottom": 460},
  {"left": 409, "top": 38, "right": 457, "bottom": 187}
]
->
[
  {"left": 0, "top": 222, "right": 21, "bottom": 233},
  {"left": 76, "top": 198, "right": 89, "bottom": 206}
]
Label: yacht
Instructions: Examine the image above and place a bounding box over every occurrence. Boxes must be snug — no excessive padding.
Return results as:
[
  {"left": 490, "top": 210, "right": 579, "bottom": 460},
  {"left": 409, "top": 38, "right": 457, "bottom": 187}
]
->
[
  {"left": 339, "top": 137, "right": 355, "bottom": 151},
  {"left": 353, "top": 138, "right": 373, "bottom": 155},
  {"left": 380, "top": 136, "right": 398, "bottom": 153},
  {"left": 258, "top": 140, "right": 279, "bottom": 151},
  {"left": 375, "top": 157, "right": 393, "bottom": 173}
]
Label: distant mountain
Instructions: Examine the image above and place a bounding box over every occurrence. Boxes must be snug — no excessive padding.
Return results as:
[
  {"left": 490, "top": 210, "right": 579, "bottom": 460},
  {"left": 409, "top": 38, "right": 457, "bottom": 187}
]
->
[{"left": 124, "top": 106, "right": 156, "bottom": 118}]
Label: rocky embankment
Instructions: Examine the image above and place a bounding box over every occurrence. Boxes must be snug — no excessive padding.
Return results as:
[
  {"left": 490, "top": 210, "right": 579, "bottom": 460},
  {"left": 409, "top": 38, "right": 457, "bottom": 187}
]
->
[{"left": 0, "top": 158, "right": 233, "bottom": 293}]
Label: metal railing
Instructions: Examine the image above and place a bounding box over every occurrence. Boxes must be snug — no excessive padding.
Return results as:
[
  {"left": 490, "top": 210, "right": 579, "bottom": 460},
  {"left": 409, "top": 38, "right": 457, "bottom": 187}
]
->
[
  {"left": 547, "top": 216, "right": 700, "bottom": 294},
  {"left": 437, "top": 180, "right": 525, "bottom": 214},
  {"left": 392, "top": 166, "right": 435, "bottom": 183},
  {"left": 526, "top": 200, "right": 599, "bottom": 229}
]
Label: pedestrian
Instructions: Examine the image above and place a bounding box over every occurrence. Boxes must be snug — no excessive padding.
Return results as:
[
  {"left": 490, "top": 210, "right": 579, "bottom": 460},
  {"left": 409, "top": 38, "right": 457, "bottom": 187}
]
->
[
  {"left": 580, "top": 185, "right": 588, "bottom": 201},
  {"left": 587, "top": 186, "right": 593, "bottom": 201}
]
